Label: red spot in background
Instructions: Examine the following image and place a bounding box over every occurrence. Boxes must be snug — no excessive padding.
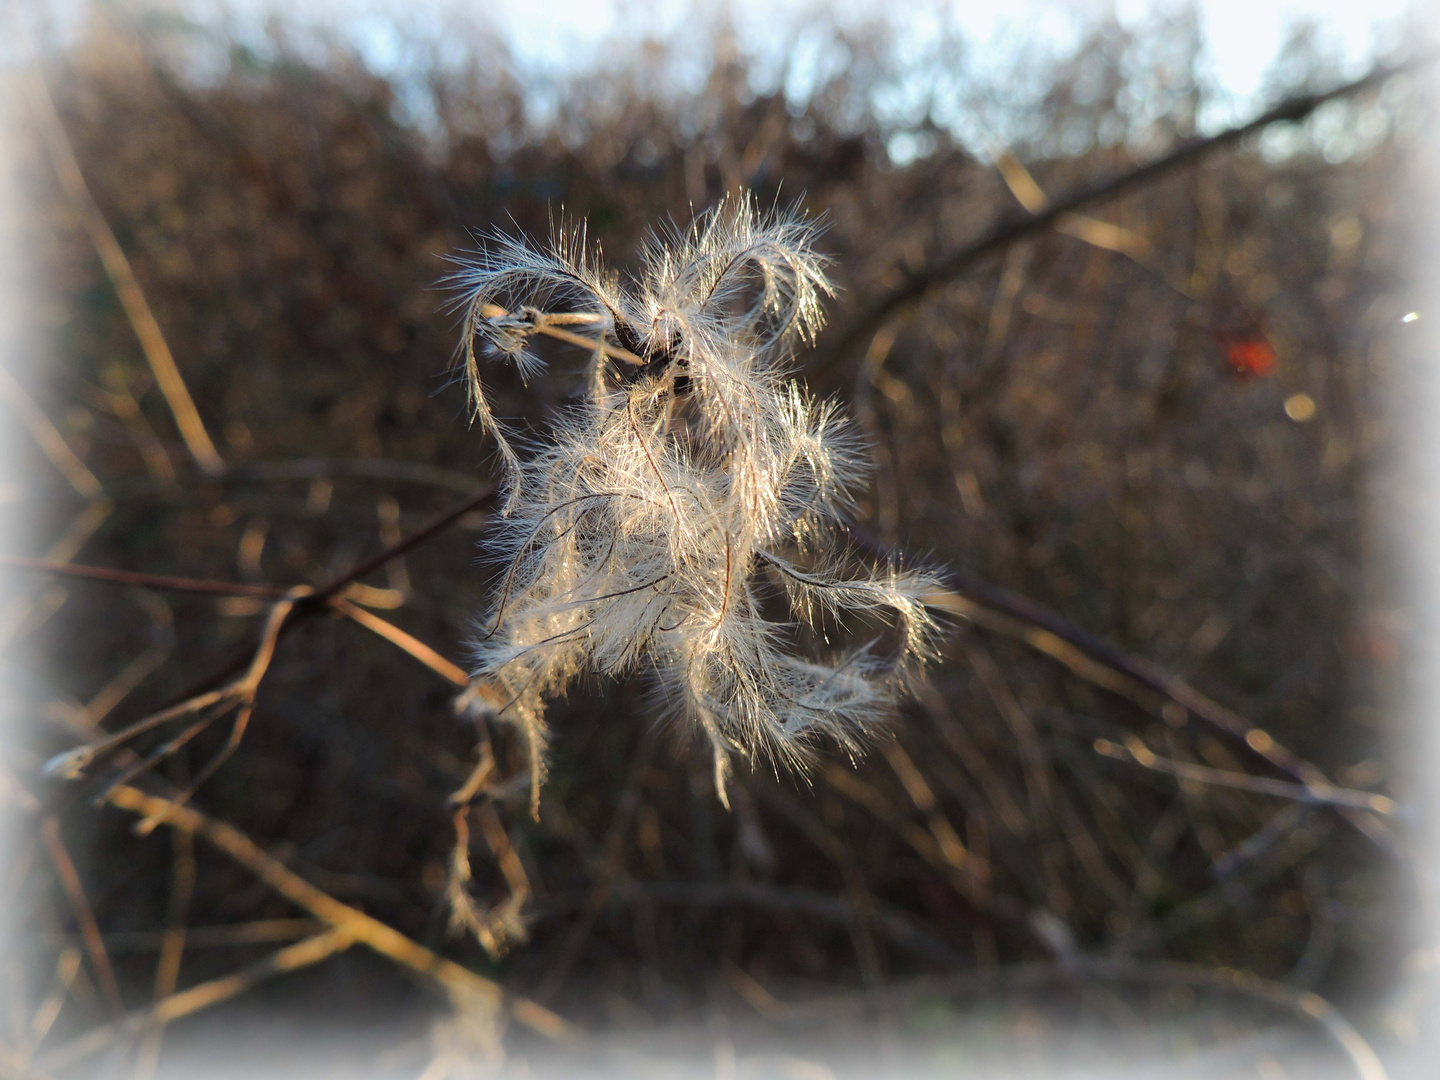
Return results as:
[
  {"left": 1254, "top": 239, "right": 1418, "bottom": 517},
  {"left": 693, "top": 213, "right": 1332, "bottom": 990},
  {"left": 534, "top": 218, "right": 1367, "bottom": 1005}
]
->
[
  {"left": 1224, "top": 337, "right": 1276, "bottom": 378},
  {"left": 1212, "top": 309, "right": 1275, "bottom": 380}
]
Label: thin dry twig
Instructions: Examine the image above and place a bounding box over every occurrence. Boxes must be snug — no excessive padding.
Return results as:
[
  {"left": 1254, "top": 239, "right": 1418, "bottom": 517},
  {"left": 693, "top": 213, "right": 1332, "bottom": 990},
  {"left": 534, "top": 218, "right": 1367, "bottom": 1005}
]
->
[
  {"left": 130, "top": 827, "right": 196, "bottom": 1079},
  {"left": 442, "top": 720, "right": 530, "bottom": 960},
  {"left": 1094, "top": 736, "right": 1397, "bottom": 814},
  {"left": 101, "top": 784, "right": 577, "bottom": 1041},
  {"left": 40, "top": 499, "right": 115, "bottom": 568},
  {"left": 375, "top": 495, "right": 411, "bottom": 596},
  {"left": 26, "top": 947, "right": 82, "bottom": 1056},
  {"left": 475, "top": 800, "right": 531, "bottom": 910},
  {"left": 9, "top": 486, "right": 498, "bottom": 898},
  {"left": 880, "top": 740, "right": 973, "bottom": 874},
  {"left": 40, "top": 816, "right": 124, "bottom": 1017},
  {"left": 43, "top": 592, "right": 304, "bottom": 830},
  {"left": 990, "top": 147, "right": 1193, "bottom": 296},
  {"left": 39, "top": 930, "right": 356, "bottom": 1073},
  {"left": 0, "top": 365, "right": 103, "bottom": 499},
  {"left": 909, "top": 569, "right": 1389, "bottom": 847},
  {"left": 331, "top": 597, "right": 468, "bottom": 687},
  {"left": 35, "top": 919, "right": 326, "bottom": 954},
  {"left": 822, "top": 764, "right": 1010, "bottom": 921},
  {"left": 446, "top": 802, "right": 530, "bottom": 960},
  {"left": 25, "top": 72, "right": 226, "bottom": 476},
  {"left": 99, "top": 366, "right": 177, "bottom": 486},
  {"left": 26, "top": 487, "right": 496, "bottom": 850}
]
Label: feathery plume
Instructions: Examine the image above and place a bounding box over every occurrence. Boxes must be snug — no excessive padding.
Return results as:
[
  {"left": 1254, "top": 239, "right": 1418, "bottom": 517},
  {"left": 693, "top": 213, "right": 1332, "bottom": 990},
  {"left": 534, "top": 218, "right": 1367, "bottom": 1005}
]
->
[{"left": 450, "top": 196, "right": 946, "bottom": 815}]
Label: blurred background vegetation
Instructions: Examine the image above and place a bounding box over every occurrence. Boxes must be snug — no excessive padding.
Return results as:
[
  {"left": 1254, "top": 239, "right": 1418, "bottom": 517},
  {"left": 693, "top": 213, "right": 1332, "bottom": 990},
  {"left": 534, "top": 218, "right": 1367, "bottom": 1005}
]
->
[{"left": 0, "top": 0, "right": 1434, "bottom": 1075}]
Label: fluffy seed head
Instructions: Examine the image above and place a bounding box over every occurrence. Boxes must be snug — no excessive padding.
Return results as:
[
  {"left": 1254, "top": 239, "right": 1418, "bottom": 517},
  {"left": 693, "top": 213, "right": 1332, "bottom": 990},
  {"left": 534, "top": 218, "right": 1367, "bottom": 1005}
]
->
[{"left": 450, "top": 196, "right": 946, "bottom": 813}]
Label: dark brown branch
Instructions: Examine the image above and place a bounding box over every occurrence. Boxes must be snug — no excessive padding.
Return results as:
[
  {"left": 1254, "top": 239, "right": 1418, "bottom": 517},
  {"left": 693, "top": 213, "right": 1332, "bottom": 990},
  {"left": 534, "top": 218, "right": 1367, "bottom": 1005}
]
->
[
  {"left": 307, "top": 484, "right": 495, "bottom": 604},
  {"left": 141, "top": 485, "right": 496, "bottom": 706},
  {"left": 0, "top": 556, "right": 289, "bottom": 598},
  {"left": 222, "top": 458, "right": 489, "bottom": 496},
  {"left": 3, "top": 477, "right": 493, "bottom": 606},
  {"left": 849, "top": 525, "right": 1395, "bottom": 848},
  {"left": 817, "top": 54, "right": 1433, "bottom": 370},
  {"left": 932, "top": 561, "right": 1319, "bottom": 780}
]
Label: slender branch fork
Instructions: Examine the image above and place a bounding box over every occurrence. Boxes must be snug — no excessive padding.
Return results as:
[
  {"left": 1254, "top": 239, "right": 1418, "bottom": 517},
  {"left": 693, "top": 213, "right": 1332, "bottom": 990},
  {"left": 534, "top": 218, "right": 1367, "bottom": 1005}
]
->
[
  {"left": 95, "top": 485, "right": 498, "bottom": 717},
  {"left": 12, "top": 483, "right": 572, "bottom": 1065},
  {"left": 34, "top": 486, "right": 495, "bottom": 794}
]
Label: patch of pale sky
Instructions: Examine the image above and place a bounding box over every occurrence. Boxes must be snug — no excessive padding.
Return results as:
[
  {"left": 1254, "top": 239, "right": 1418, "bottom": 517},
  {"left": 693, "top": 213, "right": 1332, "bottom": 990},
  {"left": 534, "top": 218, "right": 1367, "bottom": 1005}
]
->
[
  {"left": 15, "top": 1, "right": 1416, "bottom": 94},
  {"left": 477, "top": 0, "right": 1411, "bottom": 95},
  {"left": 10, "top": 0, "right": 1418, "bottom": 127}
]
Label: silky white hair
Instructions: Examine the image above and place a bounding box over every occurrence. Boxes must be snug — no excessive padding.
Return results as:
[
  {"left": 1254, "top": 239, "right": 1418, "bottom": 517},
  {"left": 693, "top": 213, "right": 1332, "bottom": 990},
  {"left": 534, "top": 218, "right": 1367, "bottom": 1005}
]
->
[{"left": 451, "top": 196, "right": 945, "bottom": 814}]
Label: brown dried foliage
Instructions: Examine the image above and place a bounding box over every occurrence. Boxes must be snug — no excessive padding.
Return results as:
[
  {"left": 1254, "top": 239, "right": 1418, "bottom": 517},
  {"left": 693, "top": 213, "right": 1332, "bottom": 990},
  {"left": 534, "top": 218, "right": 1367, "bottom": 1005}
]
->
[{"left": 0, "top": 8, "right": 1425, "bottom": 1076}]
